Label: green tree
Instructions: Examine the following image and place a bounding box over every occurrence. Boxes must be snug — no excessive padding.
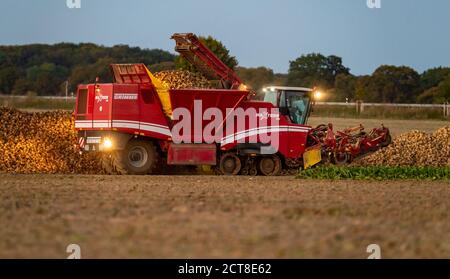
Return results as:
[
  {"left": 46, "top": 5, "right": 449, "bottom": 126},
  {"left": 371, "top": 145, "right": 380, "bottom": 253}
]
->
[
  {"left": 0, "top": 50, "right": 6, "bottom": 65},
  {"left": 354, "top": 76, "right": 371, "bottom": 101},
  {"left": 175, "top": 36, "right": 238, "bottom": 72},
  {"left": 149, "top": 61, "right": 176, "bottom": 72},
  {"left": 0, "top": 67, "right": 20, "bottom": 94},
  {"left": 235, "top": 66, "right": 274, "bottom": 93},
  {"left": 367, "top": 65, "right": 420, "bottom": 103},
  {"left": 287, "top": 53, "right": 349, "bottom": 88},
  {"left": 273, "top": 73, "right": 288, "bottom": 87},
  {"left": 420, "top": 67, "right": 450, "bottom": 91},
  {"left": 417, "top": 75, "right": 450, "bottom": 104},
  {"left": 69, "top": 58, "right": 114, "bottom": 91},
  {"left": 0, "top": 43, "right": 175, "bottom": 96},
  {"left": 334, "top": 73, "right": 357, "bottom": 101},
  {"left": 12, "top": 78, "right": 31, "bottom": 95},
  {"left": 25, "top": 63, "right": 69, "bottom": 95}
]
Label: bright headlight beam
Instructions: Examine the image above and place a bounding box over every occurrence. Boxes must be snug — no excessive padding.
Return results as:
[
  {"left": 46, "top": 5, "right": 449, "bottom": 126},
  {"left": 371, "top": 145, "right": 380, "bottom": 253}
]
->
[
  {"left": 314, "top": 91, "right": 323, "bottom": 100},
  {"left": 102, "top": 138, "right": 113, "bottom": 149}
]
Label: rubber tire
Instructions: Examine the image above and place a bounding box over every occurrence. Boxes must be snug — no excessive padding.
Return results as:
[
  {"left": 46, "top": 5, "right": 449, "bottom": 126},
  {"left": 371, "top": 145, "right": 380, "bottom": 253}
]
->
[
  {"left": 103, "top": 140, "right": 160, "bottom": 175},
  {"left": 258, "top": 155, "right": 282, "bottom": 176},
  {"left": 249, "top": 167, "right": 258, "bottom": 176},
  {"left": 333, "top": 152, "right": 351, "bottom": 165},
  {"left": 219, "top": 153, "right": 242, "bottom": 175}
]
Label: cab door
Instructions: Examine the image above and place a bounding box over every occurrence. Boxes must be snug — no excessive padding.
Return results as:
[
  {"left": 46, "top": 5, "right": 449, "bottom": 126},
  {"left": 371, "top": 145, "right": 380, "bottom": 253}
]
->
[
  {"left": 92, "top": 84, "right": 113, "bottom": 129},
  {"left": 74, "top": 84, "right": 94, "bottom": 129},
  {"left": 282, "top": 91, "right": 312, "bottom": 158}
]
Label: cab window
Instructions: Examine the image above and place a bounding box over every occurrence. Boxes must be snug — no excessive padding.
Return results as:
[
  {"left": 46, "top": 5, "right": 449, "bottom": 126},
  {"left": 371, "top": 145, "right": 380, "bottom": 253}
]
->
[
  {"left": 284, "top": 91, "right": 310, "bottom": 125},
  {"left": 263, "top": 91, "right": 278, "bottom": 106}
]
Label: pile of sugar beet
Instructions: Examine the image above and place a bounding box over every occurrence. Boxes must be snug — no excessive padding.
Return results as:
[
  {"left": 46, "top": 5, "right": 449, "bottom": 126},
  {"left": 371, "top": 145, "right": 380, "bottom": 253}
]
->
[{"left": 355, "top": 125, "right": 450, "bottom": 167}]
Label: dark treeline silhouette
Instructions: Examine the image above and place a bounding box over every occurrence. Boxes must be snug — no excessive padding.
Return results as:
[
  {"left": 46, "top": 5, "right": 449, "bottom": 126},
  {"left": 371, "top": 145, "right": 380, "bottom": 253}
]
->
[
  {"left": 0, "top": 42, "right": 448, "bottom": 104},
  {"left": 0, "top": 43, "right": 175, "bottom": 96}
]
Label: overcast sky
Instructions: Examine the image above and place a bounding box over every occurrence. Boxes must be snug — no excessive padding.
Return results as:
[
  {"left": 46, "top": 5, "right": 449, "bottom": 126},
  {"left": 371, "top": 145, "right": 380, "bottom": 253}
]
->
[{"left": 0, "top": 0, "right": 449, "bottom": 75}]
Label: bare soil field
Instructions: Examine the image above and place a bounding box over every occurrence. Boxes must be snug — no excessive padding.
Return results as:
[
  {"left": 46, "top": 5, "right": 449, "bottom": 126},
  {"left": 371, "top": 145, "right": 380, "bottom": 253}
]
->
[
  {"left": 0, "top": 174, "right": 449, "bottom": 259},
  {"left": 309, "top": 117, "right": 448, "bottom": 137}
]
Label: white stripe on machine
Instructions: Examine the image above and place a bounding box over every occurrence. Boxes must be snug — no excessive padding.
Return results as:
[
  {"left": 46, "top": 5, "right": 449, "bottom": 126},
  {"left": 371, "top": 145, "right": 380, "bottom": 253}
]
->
[
  {"left": 75, "top": 120, "right": 171, "bottom": 137},
  {"left": 221, "top": 126, "right": 310, "bottom": 145},
  {"left": 76, "top": 121, "right": 307, "bottom": 142}
]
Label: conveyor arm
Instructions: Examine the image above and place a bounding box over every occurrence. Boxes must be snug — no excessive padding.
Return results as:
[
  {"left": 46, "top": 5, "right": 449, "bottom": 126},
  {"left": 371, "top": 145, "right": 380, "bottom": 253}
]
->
[{"left": 171, "top": 33, "right": 243, "bottom": 90}]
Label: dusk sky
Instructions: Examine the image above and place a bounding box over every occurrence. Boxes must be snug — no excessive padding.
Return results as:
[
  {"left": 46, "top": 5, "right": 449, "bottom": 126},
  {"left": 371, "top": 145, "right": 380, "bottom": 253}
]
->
[{"left": 1, "top": 0, "right": 449, "bottom": 75}]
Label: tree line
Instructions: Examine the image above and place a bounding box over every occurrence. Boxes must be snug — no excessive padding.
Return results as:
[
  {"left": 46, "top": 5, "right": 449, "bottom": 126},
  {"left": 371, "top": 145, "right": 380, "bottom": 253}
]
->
[
  {"left": 0, "top": 39, "right": 449, "bottom": 104},
  {"left": 237, "top": 54, "right": 449, "bottom": 104},
  {"left": 0, "top": 43, "right": 175, "bottom": 96}
]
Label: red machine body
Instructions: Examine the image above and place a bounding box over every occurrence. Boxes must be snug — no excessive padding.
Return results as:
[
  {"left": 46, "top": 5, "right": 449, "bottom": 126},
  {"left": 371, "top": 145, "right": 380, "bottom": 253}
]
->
[
  {"left": 74, "top": 33, "right": 389, "bottom": 175},
  {"left": 75, "top": 80, "right": 312, "bottom": 161},
  {"left": 74, "top": 33, "right": 318, "bottom": 175},
  {"left": 75, "top": 82, "right": 171, "bottom": 142}
]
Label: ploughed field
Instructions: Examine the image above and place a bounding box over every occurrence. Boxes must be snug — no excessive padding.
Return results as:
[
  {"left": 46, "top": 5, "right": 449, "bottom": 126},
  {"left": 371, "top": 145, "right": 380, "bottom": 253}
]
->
[{"left": 0, "top": 174, "right": 449, "bottom": 259}]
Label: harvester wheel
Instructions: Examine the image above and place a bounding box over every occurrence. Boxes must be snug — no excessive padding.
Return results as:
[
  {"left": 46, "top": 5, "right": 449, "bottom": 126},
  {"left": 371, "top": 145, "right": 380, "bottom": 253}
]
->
[
  {"left": 110, "top": 140, "right": 160, "bottom": 175},
  {"left": 258, "top": 155, "right": 281, "bottom": 176},
  {"left": 333, "top": 152, "right": 351, "bottom": 165},
  {"left": 240, "top": 168, "right": 249, "bottom": 176},
  {"left": 219, "top": 153, "right": 241, "bottom": 175}
]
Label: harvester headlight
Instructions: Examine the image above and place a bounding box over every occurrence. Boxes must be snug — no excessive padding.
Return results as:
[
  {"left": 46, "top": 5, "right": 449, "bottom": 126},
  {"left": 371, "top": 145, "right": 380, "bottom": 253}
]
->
[
  {"left": 238, "top": 83, "right": 250, "bottom": 91},
  {"left": 314, "top": 91, "right": 323, "bottom": 100},
  {"left": 102, "top": 138, "right": 113, "bottom": 149}
]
